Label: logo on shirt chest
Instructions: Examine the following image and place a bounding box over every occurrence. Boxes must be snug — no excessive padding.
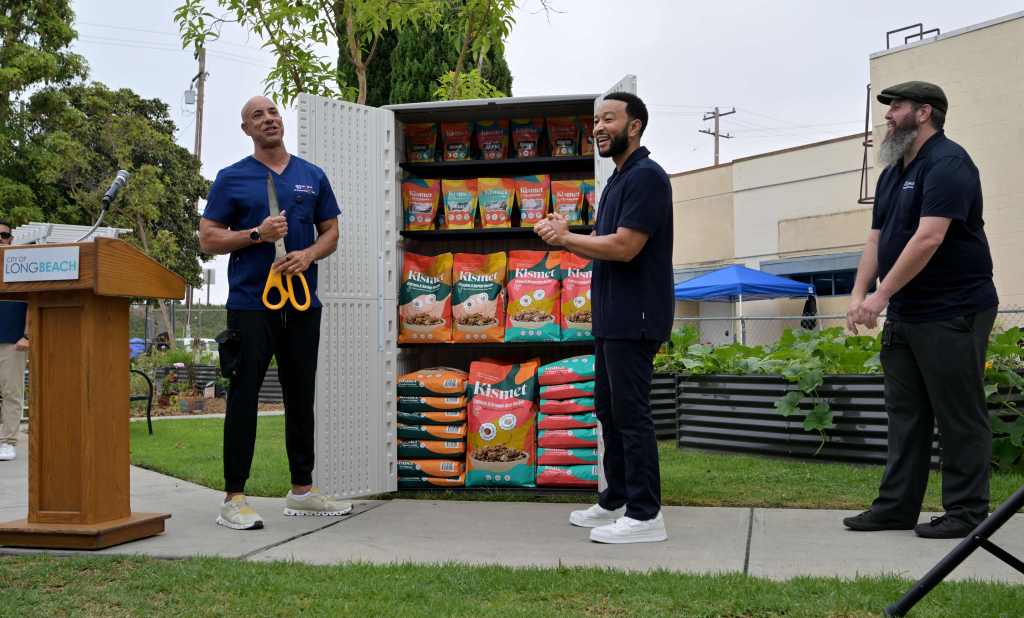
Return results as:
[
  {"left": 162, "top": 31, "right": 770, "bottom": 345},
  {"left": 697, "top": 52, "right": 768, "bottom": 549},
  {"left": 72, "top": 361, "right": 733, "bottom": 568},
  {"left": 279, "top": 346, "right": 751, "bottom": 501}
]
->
[
  {"left": 902, "top": 180, "right": 916, "bottom": 191},
  {"left": 293, "top": 184, "right": 317, "bottom": 195}
]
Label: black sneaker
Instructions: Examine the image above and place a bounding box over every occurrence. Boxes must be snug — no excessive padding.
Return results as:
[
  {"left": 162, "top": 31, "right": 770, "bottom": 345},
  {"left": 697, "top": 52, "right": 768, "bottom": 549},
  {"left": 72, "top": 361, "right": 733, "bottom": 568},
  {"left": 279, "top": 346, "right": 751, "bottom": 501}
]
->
[
  {"left": 914, "top": 514, "right": 977, "bottom": 539},
  {"left": 842, "top": 510, "right": 916, "bottom": 531}
]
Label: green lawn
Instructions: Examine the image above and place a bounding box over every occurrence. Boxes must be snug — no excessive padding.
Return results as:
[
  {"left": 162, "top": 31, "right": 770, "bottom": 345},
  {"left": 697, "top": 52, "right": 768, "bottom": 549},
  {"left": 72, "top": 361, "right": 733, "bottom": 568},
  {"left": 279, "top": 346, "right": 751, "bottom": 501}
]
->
[
  {"left": 129, "top": 416, "right": 1024, "bottom": 510},
  {"left": 3, "top": 555, "right": 1022, "bottom": 617}
]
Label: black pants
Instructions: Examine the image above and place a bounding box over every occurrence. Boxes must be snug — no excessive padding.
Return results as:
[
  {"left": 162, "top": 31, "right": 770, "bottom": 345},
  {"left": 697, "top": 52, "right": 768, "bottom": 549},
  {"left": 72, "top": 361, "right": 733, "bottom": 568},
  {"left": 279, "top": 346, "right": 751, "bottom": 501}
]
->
[
  {"left": 872, "top": 307, "right": 997, "bottom": 525},
  {"left": 594, "top": 337, "right": 663, "bottom": 521},
  {"left": 224, "top": 307, "right": 322, "bottom": 493}
]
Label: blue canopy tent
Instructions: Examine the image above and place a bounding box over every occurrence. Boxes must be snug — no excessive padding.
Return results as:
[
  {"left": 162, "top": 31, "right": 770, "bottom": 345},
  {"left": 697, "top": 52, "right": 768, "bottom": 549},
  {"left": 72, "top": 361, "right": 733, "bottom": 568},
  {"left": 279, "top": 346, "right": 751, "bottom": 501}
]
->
[{"left": 674, "top": 264, "right": 815, "bottom": 344}]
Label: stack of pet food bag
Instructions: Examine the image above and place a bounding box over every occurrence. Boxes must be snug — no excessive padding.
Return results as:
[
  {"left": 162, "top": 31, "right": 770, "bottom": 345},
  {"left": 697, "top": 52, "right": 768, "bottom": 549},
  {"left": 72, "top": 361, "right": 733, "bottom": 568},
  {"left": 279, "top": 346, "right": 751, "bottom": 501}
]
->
[
  {"left": 403, "top": 117, "right": 593, "bottom": 163},
  {"left": 402, "top": 176, "right": 596, "bottom": 231},
  {"left": 536, "top": 355, "right": 599, "bottom": 488},
  {"left": 399, "top": 250, "right": 593, "bottom": 344},
  {"left": 396, "top": 367, "right": 469, "bottom": 488},
  {"left": 465, "top": 359, "right": 539, "bottom": 487}
]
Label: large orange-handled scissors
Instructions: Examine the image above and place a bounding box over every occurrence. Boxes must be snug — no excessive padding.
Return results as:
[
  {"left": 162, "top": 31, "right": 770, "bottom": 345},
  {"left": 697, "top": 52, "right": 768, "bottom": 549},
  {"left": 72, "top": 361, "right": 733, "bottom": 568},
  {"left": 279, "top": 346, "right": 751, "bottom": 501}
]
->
[{"left": 261, "top": 172, "right": 311, "bottom": 311}]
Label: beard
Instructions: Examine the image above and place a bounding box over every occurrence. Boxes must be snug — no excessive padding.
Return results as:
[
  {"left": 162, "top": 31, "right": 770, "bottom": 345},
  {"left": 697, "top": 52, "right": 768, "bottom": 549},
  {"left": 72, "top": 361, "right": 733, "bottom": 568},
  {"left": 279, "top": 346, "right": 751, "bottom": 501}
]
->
[
  {"left": 598, "top": 126, "right": 631, "bottom": 158},
  {"left": 877, "top": 117, "right": 917, "bottom": 168}
]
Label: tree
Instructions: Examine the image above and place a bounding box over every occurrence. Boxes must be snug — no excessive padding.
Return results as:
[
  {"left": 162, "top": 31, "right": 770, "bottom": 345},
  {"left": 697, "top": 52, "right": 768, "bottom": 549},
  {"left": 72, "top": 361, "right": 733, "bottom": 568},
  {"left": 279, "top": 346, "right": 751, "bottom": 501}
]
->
[
  {"left": 175, "top": 0, "right": 442, "bottom": 106},
  {"left": 389, "top": 8, "right": 513, "bottom": 104},
  {"left": 16, "top": 83, "right": 209, "bottom": 339},
  {"left": 0, "top": 0, "right": 87, "bottom": 224},
  {"left": 337, "top": 28, "right": 398, "bottom": 108},
  {"left": 439, "top": 0, "right": 516, "bottom": 99}
]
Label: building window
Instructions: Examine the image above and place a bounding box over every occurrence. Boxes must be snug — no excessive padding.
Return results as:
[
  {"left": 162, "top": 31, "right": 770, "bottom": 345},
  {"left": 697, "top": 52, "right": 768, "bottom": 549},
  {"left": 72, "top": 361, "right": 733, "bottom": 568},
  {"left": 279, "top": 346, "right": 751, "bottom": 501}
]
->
[{"left": 787, "top": 269, "right": 871, "bottom": 297}]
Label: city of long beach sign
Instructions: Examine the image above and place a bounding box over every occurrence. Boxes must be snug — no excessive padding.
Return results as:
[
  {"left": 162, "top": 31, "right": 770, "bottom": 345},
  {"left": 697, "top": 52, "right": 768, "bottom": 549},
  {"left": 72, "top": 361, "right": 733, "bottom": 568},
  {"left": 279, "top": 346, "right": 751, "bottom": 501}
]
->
[{"left": 2, "top": 246, "right": 80, "bottom": 282}]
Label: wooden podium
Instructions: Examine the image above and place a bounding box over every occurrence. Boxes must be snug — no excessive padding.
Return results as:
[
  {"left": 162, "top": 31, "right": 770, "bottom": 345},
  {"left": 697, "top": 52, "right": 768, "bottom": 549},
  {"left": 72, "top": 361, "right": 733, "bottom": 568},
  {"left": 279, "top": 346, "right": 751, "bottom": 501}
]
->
[{"left": 0, "top": 238, "right": 185, "bottom": 549}]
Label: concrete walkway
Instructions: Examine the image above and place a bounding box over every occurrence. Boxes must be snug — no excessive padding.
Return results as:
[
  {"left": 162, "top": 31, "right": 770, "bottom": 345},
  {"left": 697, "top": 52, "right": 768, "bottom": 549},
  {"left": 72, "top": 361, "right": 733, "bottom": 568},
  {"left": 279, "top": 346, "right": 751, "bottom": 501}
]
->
[{"left": 1, "top": 429, "right": 1022, "bottom": 583}]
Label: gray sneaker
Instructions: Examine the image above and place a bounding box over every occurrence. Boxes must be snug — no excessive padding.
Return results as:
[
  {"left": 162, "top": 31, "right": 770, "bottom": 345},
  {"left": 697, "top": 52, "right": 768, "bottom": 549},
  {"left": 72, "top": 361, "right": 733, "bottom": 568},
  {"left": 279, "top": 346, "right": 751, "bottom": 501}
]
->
[
  {"left": 0, "top": 444, "right": 15, "bottom": 461},
  {"left": 216, "top": 495, "right": 264, "bottom": 530},
  {"left": 283, "top": 488, "right": 353, "bottom": 517}
]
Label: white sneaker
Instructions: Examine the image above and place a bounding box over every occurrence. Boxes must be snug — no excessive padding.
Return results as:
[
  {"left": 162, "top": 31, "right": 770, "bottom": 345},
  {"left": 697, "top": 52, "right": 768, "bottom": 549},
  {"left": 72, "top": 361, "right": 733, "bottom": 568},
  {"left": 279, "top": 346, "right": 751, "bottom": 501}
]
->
[
  {"left": 216, "top": 495, "right": 264, "bottom": 530},
  {"left": 0, "top": 444, "right": 15, "bottom": 461},
  {"left": 590, "top": 512, "right": 668, "bottom": 544},
  {"left": 569, "top": 503, "right": 626, "bottom": 528},
  {"left": 283, "top": 488, "right": 353, "bottom": 517}
]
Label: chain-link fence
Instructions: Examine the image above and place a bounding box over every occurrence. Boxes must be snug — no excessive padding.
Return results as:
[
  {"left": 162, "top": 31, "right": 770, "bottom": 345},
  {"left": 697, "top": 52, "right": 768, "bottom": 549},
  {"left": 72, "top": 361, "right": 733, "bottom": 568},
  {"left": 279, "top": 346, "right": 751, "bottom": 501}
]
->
[
  {"left": 129, "top": 303, "right": 227, "bottom": 351},
  {"left": 674, "top": 308, "right": 1024, "bottom": 347}
]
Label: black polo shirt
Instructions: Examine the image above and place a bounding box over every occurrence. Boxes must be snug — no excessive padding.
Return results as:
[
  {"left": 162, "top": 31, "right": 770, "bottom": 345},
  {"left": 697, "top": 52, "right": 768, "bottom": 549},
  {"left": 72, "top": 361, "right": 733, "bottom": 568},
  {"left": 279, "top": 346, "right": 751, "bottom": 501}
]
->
[
  {"left": 592, "top": 146, "right": 674, "bottom": 341},
  {"left": 872, "top": 131, "right": 998, "bottom": 322}
]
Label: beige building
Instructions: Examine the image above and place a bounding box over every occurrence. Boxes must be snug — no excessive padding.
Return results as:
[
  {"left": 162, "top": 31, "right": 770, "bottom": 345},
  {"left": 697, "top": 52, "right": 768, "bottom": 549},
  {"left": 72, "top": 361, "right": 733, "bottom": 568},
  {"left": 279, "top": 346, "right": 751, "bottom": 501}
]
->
[{"left": 671, "top": 11, "right": 1024, "bottom": 344}]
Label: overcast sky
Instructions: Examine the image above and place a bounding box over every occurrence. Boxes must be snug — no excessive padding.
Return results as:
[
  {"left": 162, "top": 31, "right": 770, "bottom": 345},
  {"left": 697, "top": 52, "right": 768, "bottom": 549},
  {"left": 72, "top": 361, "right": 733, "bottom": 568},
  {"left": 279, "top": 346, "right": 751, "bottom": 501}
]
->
[{"left": 68, "top": 0, "right": 1023, "bottom": 303}]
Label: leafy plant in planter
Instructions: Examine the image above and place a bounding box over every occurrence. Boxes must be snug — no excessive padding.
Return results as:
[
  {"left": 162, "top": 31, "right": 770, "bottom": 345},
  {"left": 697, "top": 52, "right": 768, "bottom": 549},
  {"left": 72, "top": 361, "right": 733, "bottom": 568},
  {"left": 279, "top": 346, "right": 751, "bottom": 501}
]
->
[
  {"left": 658, "top": 324, "right": 1024, "bottom": 462},
  {"left": 986, "top": 328, "right": 1024, "bottom": 471}
]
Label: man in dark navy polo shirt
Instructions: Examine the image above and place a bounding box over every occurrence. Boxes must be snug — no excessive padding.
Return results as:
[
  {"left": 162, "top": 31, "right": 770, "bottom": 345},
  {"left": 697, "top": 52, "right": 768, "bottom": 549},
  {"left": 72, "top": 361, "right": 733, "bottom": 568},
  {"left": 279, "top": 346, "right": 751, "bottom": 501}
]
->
[
  {"left": 843, "top": 82, "right": 998, "bottom": 539},
  {"left": 0, "top": 220, "right": 29, "bottom": 462},
  {"left": 200, "top": 96, "right": 350, "bottom": 530},
  {"left": 536, "top": 92, "right": 673, "bottom": 544}
]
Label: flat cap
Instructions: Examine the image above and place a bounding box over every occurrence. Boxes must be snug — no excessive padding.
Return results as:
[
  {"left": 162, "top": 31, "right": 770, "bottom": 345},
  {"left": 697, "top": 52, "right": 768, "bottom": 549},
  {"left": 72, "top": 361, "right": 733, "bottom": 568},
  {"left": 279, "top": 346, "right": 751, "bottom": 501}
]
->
[{"left": 877, "top": 81, "right": 948, "bottom": 113}]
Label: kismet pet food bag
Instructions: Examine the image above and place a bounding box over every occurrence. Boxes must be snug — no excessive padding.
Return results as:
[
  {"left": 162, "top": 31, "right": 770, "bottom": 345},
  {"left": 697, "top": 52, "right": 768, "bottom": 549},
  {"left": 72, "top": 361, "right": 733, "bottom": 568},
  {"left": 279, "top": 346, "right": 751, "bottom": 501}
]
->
[
  {"left": 477, "top": 177, "right": 515, "bottom": 228},
  {"left": 514, "top": 175, "right": 550, "bottom": 227},
  {"left": 402, "top": 178, "right": 441, "bottom": 231},
  {"left": 398, "top": 253, "right": 453, "bottom": 344},
  {"left": 452, "top": 252, "right": 506, "bottom": 343},
  {"left": 505, "top": 251, "right": 561, "bottom": 343}
]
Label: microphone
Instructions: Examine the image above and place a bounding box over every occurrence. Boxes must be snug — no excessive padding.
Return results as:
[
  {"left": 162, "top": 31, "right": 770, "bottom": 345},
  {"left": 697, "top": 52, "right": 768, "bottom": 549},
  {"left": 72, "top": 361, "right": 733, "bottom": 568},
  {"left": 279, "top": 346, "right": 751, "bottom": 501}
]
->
[
  {"left": 76, "top": 170, "right": 131, "bottom": 242},
  {"left": 102, "top": 170, "right": 130, "bottom": 205}
]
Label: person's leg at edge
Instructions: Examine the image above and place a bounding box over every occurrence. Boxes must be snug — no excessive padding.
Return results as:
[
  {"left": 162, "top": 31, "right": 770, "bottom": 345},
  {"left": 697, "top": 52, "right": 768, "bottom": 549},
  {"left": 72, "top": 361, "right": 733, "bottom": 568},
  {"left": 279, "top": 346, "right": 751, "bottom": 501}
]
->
[
  {"left": 0, "top": 343, "right": 26, "bottom": 451},
  {"left": 602, "top": 338, "right": 662, "bottom": 521},
  {"left": 275, "top": 306, "right": 321, "bottom": 495},
  {"left": 595, "top": 337, "right": 627, "bottom": 511},
  {"left": 868, "top": 319, "right": 935, "bottom": 524},
  {"left": 223, "top": 310, "right": 276, "bottom": 499}
]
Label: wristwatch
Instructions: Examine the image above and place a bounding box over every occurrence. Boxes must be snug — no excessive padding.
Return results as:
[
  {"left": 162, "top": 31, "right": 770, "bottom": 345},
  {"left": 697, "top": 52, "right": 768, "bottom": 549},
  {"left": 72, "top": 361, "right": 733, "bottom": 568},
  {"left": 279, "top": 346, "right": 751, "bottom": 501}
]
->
[{"left": 249, "top": 227, "right": 261, "bottom": 242}]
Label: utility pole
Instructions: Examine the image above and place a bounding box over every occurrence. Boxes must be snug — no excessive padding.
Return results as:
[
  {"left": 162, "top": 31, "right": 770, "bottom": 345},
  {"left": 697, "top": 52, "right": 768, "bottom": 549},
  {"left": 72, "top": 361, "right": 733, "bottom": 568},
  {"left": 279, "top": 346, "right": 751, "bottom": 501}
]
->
[
  {"left": 185, "top": 47, "right": 208, "bottom": 345},
  {"left": 698, "top": 106, "right": 735, "bottom": 166}
]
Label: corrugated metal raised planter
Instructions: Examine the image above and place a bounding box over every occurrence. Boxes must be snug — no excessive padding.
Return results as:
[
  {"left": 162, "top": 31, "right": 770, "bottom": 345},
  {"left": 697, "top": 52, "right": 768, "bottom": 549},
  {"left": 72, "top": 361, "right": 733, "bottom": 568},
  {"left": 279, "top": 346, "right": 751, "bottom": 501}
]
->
[
  {"left": 677, "top": 375, "right": 901, "bottom": 465},
  {"left": 154, "top": 365, "right": 283, "bottom": 404},
  {"left": 650, "top": 373, "right": 678, "bottom": 440},
  {"left": 676, "top": 374, "right": 1022, "bottom": 466}
]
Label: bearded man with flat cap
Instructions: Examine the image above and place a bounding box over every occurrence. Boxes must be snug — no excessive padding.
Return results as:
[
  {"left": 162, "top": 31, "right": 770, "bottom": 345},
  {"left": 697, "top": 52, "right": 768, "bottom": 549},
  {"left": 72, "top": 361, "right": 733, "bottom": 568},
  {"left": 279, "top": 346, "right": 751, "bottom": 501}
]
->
[
  {"left": 200, "top": 96, "right": 349, "bottom": 530},
  {"left": 843, "top": 81, "right": 999, "bottom": 539}
]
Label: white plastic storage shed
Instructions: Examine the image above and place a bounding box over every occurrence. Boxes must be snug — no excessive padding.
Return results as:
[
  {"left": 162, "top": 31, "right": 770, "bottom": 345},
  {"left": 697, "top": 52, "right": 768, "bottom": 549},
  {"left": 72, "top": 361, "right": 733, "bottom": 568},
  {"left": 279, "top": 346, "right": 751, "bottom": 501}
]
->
[{"left": 297, "top": 75, "right": 637, "bottom": 499}]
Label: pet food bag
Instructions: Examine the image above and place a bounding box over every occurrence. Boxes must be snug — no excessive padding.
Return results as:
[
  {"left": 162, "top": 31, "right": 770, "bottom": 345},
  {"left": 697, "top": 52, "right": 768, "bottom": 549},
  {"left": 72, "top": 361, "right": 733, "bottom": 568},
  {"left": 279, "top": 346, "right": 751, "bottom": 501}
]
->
[
  {"left": 397, "top": 459, "right": 466, "bottom": 478},
  {"left": 397, "top": 396, "right": 466, "bottom": 413},
  {"left": 452, "top": 252, "right": 506, "bottom": 343},
  {"left": 441, "top": 121, "right": 473, "bottom": 161},
  {"left": 477, "top": 177, "right": 515, "bottom": 228},
  {"left": 580, "top": 117, "right": 595, "bottom": 156},
  {"left": 547, "top": 116, "right": 580, "bottom": 156},
  {"left": 514, "top": 175, "right": 550, "bottom": 227},
  {"left": 537, "top": 448, "right": 598, "bottom": 466},
  {"left": 441, "top": 178, "right": 478, "bottom": 230},
  {"left": 402, "top": 178, "right": 441, "bottom": 231},
  {"left": 551, "top": 180, "right": 585, "bottom": 225},
  {"left": 540, "top": 380, "right": 595, "bottom": 400},
  {"left": 539, "top": 397, "right": 596, "bottom": 415},
  {"left": 537, "top": 428, "right": 598, "bottom": 449},
  {"left": 397, "top": 410, "right": 467, "bottom": 426},
  {"left": 506, "top": 250, "right": 561, "bottom": 342},
  {"left": 538, "top": 355, "right": 596, "bottom": 385},
  {"left": 398, "top": 440, "right": 466, "bottom": 459},
  {"left": 581, "top": 179, "right": 597, "bottom": 224},
  {"left": 404, "top": 123, "right": 438, "bottom": 162},
  {"left": 398, "top": 253, "right": 453, "bottom": 343},
  {"left": 511, "top": 117, "right": 544, "bottom": 158},
  {"left": 559, "top": 252, "right": 593, "bottom": 341},
  {"left": 397, "top": 367, "right": 467, "bottom": 397},
  {"left": 466, "top": 398, "right": 537, "bottom": 487},
  {"left": 398, "top": 424, "right": 468, "bottom": 441},
  {"left": 467, "top": 358, "right": 540, "bottom": 401},
  {"left": 475, "top": 119, "right": 509, "bottom": 160},
  {"left": 536, "top": 465, "right": 598, "bottom": 488},
  {"left": 398, "top": 475, "right": 466, "bottom": 488},
  {"left": 537, "top": 412, "right": 598, "bottom": 430}
]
